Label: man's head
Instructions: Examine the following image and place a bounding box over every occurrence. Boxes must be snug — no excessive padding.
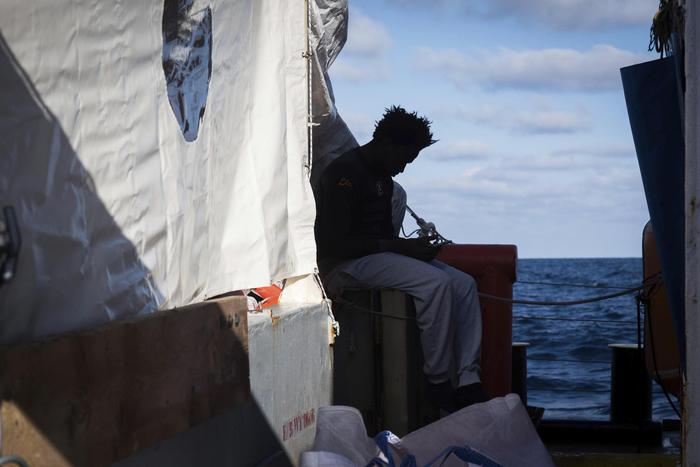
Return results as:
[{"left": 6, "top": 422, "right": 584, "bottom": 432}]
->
[{"left": 372, "top": 106, "right": 436, "bottom": 177}]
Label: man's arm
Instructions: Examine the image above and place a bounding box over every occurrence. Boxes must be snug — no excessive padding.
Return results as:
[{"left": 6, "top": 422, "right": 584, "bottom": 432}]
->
[
  {"left": 316, "top": 168, "right": 383, "bottom": 259},
  {"left": 317, "top": 168, "right": 439, "bottom": 262},
  {"left": 379, "top": 236, "right": 440, "bottom": 262}
]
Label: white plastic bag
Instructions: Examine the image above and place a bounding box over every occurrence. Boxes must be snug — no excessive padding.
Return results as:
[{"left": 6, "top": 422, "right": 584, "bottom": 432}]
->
[
  {"left": 310, "top": 406, "right": 379, "bottom": 466},
  {"left": 300, "top": 451, "right": 359, "bottom": 467},
  {"left": 390, "top": 395, "right": 554, "bottom": 467},
  {"left": 304, "top": 396, "right": 554, "bottom": 467}
]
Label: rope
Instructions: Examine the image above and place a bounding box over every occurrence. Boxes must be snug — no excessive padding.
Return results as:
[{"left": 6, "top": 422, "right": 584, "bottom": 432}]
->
[
  {"left": 303, "top": 0, "right": 314, "bottom": 176},
  {"left": 481, "top": 276, "right": 660, "bottom": 306},
  {"left": 641, "top": 293, "right": 682, "bottom": 418},
  {"left": 334, "top": 276, "right": 662, "bottom": 322},
  {"left": 335, "top": 297, "right": 415, "bottom": 321},
  {"left": 314, "top": 272, "right": 340, "bottom": 337},
  {"left": 334, "top": 277, "right": 679, "bottom": 416},
  {"left": 648, "top": 0, "right": 684, "bottom": 57}
]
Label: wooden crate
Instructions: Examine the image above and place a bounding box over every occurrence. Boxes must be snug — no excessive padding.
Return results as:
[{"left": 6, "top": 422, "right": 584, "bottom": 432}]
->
[{"left": 0, "top": 296, "right": 249, "bottom": 467}]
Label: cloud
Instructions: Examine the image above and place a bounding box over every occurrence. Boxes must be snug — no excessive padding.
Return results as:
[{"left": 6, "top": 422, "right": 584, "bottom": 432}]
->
[
  {"left": 507, "top": 154, "right": 581, "bottom": 172},
  {"left": 424, "top": 139, "right": 491, "bottom": 161},
  {"left": 384, "top": 0, "right": 657, "bottom": 30},
  {"left": 331, "top": 8, "right": 392, "bottom": 83},
  {"left": 344, "top": 9, "right": 392, "bottom": 58},
  {"left": 413, "top": 45, "right": 648, "bottom": 92},
  {"left": 551, "top": 143, "right": 637, "bottom": 159},
  {"left": 331, "top": 60, "right": 391, "bottom": 82},
  {"left": 341, "top": 111, "right": 376, "bottom": 141},
  {"left": 505, "top": 143, "right": 638, "bottom": 173},
  {"left": 398, "top": 145, "right": 647, "bottom": 256},
  {"left": 432, "top": 104, "right": 591, "bottom": 134},
  {"left": 402, "top": 165, "right": 563, "bottom": 202},
  {"left": 395, "top": 125, "right": 647, "bottom": 257},
  {"left": 405, "top": 142, "right": 640, "bottom": 204},
  {"left": 402, "top": 155, "right": 641, "bottom": 218},
  {"left": 474, "top": 0, "right": 657, "bottom": 30},
  {"left": 513, "top": 110, "right": 591, "bottom": 134}
]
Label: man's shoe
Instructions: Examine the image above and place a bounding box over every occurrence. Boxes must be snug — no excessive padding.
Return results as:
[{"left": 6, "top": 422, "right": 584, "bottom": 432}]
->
[
  {"left": 526, "top": 405, "right": 545, "bottom": 427},
  {"left": 426, "top": 380, "right": 456, "bottom": 412},
  {"left": 455, "top": 382, "right": 490, "bottom": 408}
]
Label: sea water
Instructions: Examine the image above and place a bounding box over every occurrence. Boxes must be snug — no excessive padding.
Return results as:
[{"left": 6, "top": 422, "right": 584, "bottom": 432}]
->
[{"left": 513, "top": 257, "right": 680, "bottom": 421}]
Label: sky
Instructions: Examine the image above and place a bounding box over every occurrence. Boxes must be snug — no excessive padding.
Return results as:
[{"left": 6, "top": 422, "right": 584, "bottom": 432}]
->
[{"left": 328, "top": 0, "right": 662, "bottom": 258}]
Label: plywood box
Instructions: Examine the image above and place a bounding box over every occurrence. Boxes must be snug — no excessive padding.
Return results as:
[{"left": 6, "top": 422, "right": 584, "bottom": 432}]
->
[{"left": 0, "top": 296, "right": 249, "bottom": 467}]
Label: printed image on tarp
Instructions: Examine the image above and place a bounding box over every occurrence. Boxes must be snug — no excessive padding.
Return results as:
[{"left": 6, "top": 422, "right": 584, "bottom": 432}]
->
[{"left": 163, "top": 0, "right": 212, "bottom": 142}]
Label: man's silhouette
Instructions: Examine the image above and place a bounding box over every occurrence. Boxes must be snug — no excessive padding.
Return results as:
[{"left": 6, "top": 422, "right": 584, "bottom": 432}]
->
[{"left": 314, "top": 106, "right": 488, "bottom": 410}]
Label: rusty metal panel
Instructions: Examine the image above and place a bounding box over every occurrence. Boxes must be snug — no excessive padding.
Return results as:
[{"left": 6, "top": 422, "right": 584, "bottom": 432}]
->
[{"left": 0, "top": 296, "right": 249, "bottom": 467}]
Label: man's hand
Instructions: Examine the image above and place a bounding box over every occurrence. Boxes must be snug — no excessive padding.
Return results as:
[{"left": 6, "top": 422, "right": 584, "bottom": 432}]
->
[{"left": 387, "top": 237, "right": 440, "bottom": 262}]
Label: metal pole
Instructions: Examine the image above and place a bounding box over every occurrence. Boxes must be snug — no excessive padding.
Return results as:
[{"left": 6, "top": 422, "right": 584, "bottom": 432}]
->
[
  {"left": 685, "top": 1, "right": 700, "bottom": 464},
  {"left": 511, "top": 342, "right": 529, "bottom": 406},
  {"left": 609, "top": 344, "right": 652, "bottom": 424}
]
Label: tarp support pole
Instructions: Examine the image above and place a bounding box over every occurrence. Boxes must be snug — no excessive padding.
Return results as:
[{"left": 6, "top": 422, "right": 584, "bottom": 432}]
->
[{"left": 684, "top": 0, "right": 700, "bottom": 464}]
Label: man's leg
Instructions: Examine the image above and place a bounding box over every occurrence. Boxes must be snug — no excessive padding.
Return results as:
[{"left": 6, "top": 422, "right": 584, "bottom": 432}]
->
[
  {"left": 430, "top": 260, "right": 489, "bottom": 406},
  {"left": 429, "top": 260, "right": 482, "bottom": 387},
  {"left": 332, "top": 252, "right": 457, "bottom": 384}
]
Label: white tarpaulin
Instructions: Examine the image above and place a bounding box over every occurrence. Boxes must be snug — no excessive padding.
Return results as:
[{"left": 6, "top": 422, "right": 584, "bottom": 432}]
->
[
  {"left": 0, "top": 0, "right": 318, "bottom": 344},
  {"left": 309, "top": 0, "right": 358, "bottom": 188}
]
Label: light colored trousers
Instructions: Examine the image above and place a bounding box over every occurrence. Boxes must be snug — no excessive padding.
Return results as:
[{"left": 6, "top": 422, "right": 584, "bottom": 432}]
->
[{"left": 326, "top": 252, "right": 482, "bottom": 387}]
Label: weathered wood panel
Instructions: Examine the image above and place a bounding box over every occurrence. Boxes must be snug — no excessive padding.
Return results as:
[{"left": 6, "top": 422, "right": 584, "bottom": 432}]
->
[{"left": 0, "top": 296, "right": 249, "bottom": 467}]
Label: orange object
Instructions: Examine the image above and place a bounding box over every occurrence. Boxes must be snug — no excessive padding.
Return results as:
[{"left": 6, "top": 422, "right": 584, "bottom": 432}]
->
[
  {"left": 437, "top": 244, "right": 517, "bottom": 398},
  {"left": 643, "top": 223, "right": 682, "bottom": 397},
  {"left": 253, "top": 285, "right": 282, "bottom": 309}
]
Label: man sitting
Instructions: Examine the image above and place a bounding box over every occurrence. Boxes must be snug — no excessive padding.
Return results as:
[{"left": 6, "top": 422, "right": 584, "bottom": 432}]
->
[{"left": 314, "top": 106, "right": 489, "bottom": 410}]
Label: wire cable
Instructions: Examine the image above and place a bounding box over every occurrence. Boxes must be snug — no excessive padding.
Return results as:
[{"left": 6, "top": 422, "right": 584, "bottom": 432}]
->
[{"left": 400, "top": 225, "right": 421, "bottom": 238}]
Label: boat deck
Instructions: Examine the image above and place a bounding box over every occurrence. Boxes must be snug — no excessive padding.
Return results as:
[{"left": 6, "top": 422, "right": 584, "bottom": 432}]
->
[{"left": 546, "top": 428, "right": 680, "bottom": 467}]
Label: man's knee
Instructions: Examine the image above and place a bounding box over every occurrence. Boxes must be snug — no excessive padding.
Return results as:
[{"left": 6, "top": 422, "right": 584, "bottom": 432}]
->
[
  {"left": 450, "top": 269, "right": 476, "bottom": 293},
  {"left": 426, "top": 268, "right": 453, "bottom": 291}
]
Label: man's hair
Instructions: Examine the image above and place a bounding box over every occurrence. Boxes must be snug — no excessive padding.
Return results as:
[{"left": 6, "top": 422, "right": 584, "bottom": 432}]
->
[{"left": 373, "top": 105, "right": 436, "bottom": 148}]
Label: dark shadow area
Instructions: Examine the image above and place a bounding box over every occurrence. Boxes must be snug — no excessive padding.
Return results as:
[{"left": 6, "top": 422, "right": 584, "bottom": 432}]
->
[
  {"left": 0, "top": 36, "right": 287, "bottom": 466},
  {"left": 0, "top": 32, "right": 163, "bottom": 345},
  {"left": 0, "top": 297, "right": 290, "bottom": 466},
  {"left": 333, "top": 289, "right": 437, "bottom": 437},
  {"left": 114, "top": 399, "right": 290, "bottom": 467}
]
